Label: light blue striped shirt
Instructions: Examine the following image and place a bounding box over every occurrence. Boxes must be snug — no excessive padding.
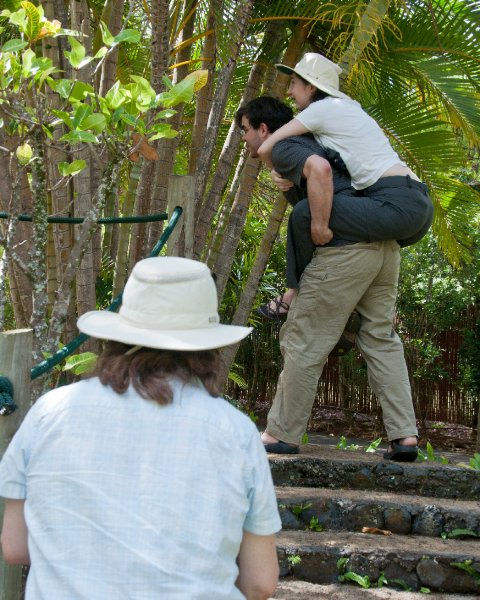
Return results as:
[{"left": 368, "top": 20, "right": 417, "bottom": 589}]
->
[{"left": 0, "top": 377, "right": 281, "bottom": 599}]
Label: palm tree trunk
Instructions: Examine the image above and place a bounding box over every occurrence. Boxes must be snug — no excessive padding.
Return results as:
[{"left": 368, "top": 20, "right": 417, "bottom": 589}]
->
[
  {"left": 338, "top": 0, "right": 391, "bottom": 81},
  {"left": 98, "top": 0, "right": 125, "bottom": 265},
  {"left": 0, "top": 130, "right": 33, "bottom": 327},
  {"left": 193, "top": 50, "right": 268, "bottom": 258},
  {"left": 217, "top": 192, "right": 288, "bottom": 390},
  {"left": 42, "top": 0, "right": 76, "bottom": 342},
  {"left": 193, "top": 0, "right": 254, "bottom": 222},
  {"left": 130, "top": 0, "right": 170, "bottom": 267},
  {"left": 147, "top": 0, "right": 197, "bottom": 250},
  {"left": 71, "top": 1, "right": 97, "bottom": 350},
  {"left": 113, "top": 161, "right": 142, "bottom": 295},
  {"left": 188, "top": 9, "right": 216, "bottom": 177},
  {"left": 214, "top": 23, "right": 309, "bottom": 387}
]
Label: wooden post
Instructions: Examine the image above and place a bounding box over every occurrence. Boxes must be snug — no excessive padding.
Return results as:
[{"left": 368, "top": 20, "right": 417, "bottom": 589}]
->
[
  {"left": 167, "top": 175, "right": 195, "bottom": 258},
  {"left": 0, "top": 329, "right": 33, "bottom": 600}
]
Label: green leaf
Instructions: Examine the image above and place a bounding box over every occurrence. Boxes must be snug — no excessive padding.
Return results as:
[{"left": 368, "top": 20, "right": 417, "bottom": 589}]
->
[
  {"left": 337, "top": 557, "right": 348, "bottom": 573},
  {"left": 68, "top": 81, "right": 94, "bottom": 102},
  {"left": 64, "top": 36, "right": 93, "bottom": 70},
  {"left": 148, "top": 124, "right": 178, "bottom": 141},
  {"left": 377, "top": 572, "right": 387, "bottom": 587},
  {"left": 5, "top": 7, "right": 28, "bottom": 32},
  {"left": 450, "top": 560, "right": 480, "bottom": 581},
  {"left": 21, "top": 47, "right": 35, "bottom": 77},
  {"left": 365, "top": 437, "right": 383, "bottom": 453},
  {"left": 342, "top": 572, "right": 371, "bottom": 588},
  {"left": 105, "top": 81, "right": 126, "bottom": 110},
  {"left": 469, "top": 453, "right": 480, "bottom": 470},
  {"left": 51, "top": 109, "right": 73, "bottom": 129},
  {"left": 113, "top": 29, "right": 141, "bottom": 44},
  {"left": 387, "top": 578, "right": 412, "bottom": 591},
  {"left": 445, "top": 528, "right": 479, "bottom": 539},
  {"left": 227, "top": 369, "right": 248, "bottom": 389},
  {"left": 41, "top": 124, "right": 54, "bottom": 140},
  {"left": 426, "top": 441, "right": 436, "bottom": 460},
  {"left": 94, "top": 47, "right": 108, "bottom": 60},
  {"left": 72, "top": 104, "right": 92, "bottom": 128},
  {"left": 157, "top": 76, "right": 195, "bottom": 108},
  {"left": 81, "top": 113, "right": 106, "bottom": 133},
  {"left": 21, "top": 1, "right": 41, "bottom": 42},
  {"left": 99, "top": 21, "right": 114, "bottom": 47},
  {"left": 130, "top": 75, "right": 156, "bottom": 109},
  {"left": 50, "top": 78, "right": 73, "bottom": 99},
  {"left": 63, "top": 351, "right": 97, "bottom": 375},
  {"left": 36, "top": 65, "right": 58, "bottom": 89},
  {"left": 154, "top": 109, "right": 177, "bottom": 120},
  {"left": 118, "top": 112, "right": 137, "bottom": 127},
  {"left": 57, "top": 159, "right": 86, "bottom": 177},
  {"left": 59, "top": 130, "right": 98, "bottom": 144},
  {"left": 2, "top": 38, "right": 28, "bottom": 52}
]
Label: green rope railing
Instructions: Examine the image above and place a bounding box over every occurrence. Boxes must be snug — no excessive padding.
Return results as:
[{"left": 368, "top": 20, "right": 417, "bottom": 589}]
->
[
  {"left": 0, "top": 211, "right": 168, "bottom": 224},
  {"left": 29, "top": 206, "right": 183, "bottom": 380}
]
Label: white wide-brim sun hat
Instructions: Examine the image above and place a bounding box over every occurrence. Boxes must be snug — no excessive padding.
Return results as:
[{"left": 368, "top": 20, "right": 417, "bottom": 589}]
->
[
  {"left": 276, "top": 52, "right": 350, "bottom": 100},
  {"left": 77, "top": 257, "right": 252, "bottom": 351}
]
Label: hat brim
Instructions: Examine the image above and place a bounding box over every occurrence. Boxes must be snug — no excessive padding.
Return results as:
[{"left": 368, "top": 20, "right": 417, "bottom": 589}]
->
[
  {"left": 275, "top": 63, "right": 350, "bottom": 100},
  {"left": 77, "top": 311, "right": 252, "bottom": 351}
]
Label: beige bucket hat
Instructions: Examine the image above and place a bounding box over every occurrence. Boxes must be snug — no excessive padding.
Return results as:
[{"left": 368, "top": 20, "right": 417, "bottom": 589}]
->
[
  {"left": 77, "top": 257, "right": 252, "bottom": 351},
  {"left": 276, "top": 52, "right": 350, "bottom": 100}
]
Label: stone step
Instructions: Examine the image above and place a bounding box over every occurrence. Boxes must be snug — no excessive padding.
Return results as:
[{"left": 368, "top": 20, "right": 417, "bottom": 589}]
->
[
  {"left": 276, "top": 487, "right": 480, "bottom": 539},
  {"left": 268, "top": 445, "right": 480, "bottom": 500},
  {"left": 276, "top": 530, "right": 480, "bottom": 594},
  {"left": 272, "top": 578, "right": 480, "bottom": 599}
]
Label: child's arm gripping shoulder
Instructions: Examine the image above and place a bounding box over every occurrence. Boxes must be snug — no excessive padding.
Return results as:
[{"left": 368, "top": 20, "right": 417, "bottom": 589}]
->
[{"left": 257, "top": 118, "right": 309, "bottom": 168}]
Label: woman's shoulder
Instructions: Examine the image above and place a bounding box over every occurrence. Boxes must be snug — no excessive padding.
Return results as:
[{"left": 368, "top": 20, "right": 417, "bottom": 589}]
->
[{"left": 175, "top": 379, "right": 257, "bottom": 436}]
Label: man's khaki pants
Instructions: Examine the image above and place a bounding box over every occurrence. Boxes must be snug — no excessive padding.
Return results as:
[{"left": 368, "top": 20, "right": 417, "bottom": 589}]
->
[{"left": 266, "top": 240, "right": 417, "bottom": 446}]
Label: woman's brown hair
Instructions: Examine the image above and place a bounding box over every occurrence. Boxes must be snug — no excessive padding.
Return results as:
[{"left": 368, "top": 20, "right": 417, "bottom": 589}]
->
[{"left": 93, "top": 341, "right": 221, "bottom": 405}]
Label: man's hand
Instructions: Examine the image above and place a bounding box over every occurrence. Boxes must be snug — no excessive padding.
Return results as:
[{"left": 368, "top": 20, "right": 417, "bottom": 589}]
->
[
  {"left": 270, "top": 169, "right": 294, "bottom": 192},
  {"left": 311, "top": 223, "right": 333, "bottom": 245}
]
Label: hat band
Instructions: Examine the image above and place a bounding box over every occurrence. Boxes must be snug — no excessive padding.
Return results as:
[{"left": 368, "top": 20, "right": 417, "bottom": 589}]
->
[
  {"left": 119, "top": 305, "right": 220, "bottom": 331},
  {"left": 300, "top": 69, "right": 338, "bottom": 90}
]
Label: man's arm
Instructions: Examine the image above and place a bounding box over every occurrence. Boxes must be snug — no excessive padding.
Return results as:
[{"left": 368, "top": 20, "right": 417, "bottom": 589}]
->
[
  {"left": 302, "top": 155, "right": 334, "bottom": 245},
  {"left": 236, "top": 530, "right": 279, "bottom": 599},
  {"left": 1, "top": 499, "right": 30, "bottom": 565}
]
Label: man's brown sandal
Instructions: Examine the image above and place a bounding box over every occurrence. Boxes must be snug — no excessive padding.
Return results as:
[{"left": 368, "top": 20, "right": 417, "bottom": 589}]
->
[{"left": 256, "top": 294, "right": 290, "bottom": 321}]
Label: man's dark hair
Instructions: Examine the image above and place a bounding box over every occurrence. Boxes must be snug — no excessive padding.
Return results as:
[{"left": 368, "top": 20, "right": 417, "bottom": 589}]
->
[{"left": 235, "top": 96, "right": 293, "bottom": 133}]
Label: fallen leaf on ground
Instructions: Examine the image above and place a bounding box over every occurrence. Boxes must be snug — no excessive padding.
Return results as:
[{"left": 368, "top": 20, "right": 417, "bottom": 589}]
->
[{"left": 361, "top": 527, "right": 392, "bottom": 536}]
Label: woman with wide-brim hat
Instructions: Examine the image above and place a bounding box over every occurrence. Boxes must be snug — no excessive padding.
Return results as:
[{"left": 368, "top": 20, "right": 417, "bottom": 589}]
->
[{"left": 0, "top": 256, "right": 280, "bottom": 599}]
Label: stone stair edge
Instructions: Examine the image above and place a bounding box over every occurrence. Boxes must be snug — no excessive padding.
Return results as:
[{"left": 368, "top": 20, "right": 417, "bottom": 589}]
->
[
  {"left": 275, "top": 530, "right": 480, "bottom": 594},
  {"left": 268, "top": 455, "right": 480, "bottom": 500},
  {"left": 276, "top": 529, "right": 480, "bottom": 554},
  {"left": 267, "top": 450, "right": 479, "bottom": 472},
  {"left": 275, "top": 485, "right": 480, "bottom": 539},
  {"left": 275, "top": 486, "right": 480, "bottom": 512},
  {"left": 272, "top": 578, "right": 480, "bottom": 599}
]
